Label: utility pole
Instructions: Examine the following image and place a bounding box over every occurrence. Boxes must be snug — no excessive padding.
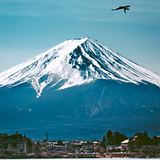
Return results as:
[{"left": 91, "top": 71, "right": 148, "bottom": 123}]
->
[
  {"left": 24, "top": 141, "right": 27, "bottom": 153},
  {"left": 46, "top": 132, "right": 49, "bottom": 141}
]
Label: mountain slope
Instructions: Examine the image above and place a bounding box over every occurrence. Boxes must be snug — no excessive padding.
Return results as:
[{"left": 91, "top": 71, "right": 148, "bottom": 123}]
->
[
  {"left": 0, "top": 37, "right": 160, "bottom": 97},
  {"left": 0, "top": 79, "right": 160, "bottom": 139},
  {"left": 0, "top": 37, "right": 160, "bottom": 139}
]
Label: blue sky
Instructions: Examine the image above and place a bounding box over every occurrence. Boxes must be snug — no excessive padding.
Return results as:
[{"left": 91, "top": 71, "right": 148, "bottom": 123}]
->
[{"left": 0, "top": 0, "right": 160, "bottom": 74}]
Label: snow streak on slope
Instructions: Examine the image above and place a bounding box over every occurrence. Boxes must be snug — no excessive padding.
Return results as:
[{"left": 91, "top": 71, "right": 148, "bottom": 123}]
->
[{"left": 0, "top": 37, "right": 160, "bottom": 97}]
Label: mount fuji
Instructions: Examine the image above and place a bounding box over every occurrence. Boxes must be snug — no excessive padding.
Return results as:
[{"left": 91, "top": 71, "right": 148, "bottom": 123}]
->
[{"left": 0, "top": 37, "right": 160, "bottom": 140}]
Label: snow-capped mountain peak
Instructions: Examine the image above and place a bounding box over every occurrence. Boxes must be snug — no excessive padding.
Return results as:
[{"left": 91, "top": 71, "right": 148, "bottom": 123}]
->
[{"left": 0, "top": 37, "right": 160, "bottom": 97}]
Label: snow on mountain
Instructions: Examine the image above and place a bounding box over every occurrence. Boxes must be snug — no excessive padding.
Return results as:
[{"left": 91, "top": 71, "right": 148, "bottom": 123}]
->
[{"left": 0, "top": 37, "right": 160, "bottom": 97}]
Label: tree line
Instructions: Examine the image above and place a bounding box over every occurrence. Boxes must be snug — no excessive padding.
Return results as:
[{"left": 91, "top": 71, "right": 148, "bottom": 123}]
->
[
  {"left": 101, "top": 130, "right": 160, "bottom": 147},
  {"left": 0, "top": 132, "right": 32, "bottom": 151}
]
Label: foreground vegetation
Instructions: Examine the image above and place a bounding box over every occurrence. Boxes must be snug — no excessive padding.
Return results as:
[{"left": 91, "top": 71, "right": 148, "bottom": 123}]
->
[
  {"left": 101, "top": 130, "right": 160, "bottom": 157},
  {"left": 0, "top": 130, "right": 160, "bottom": 158},
  {"left": 102, "top": 130, "right": 160, "bottom": 146}
]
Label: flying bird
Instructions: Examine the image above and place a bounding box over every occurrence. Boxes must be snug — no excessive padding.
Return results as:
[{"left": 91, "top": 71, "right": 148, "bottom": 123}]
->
[{"left": 112, "top": 5, "right": 131, "bottom": 14}]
